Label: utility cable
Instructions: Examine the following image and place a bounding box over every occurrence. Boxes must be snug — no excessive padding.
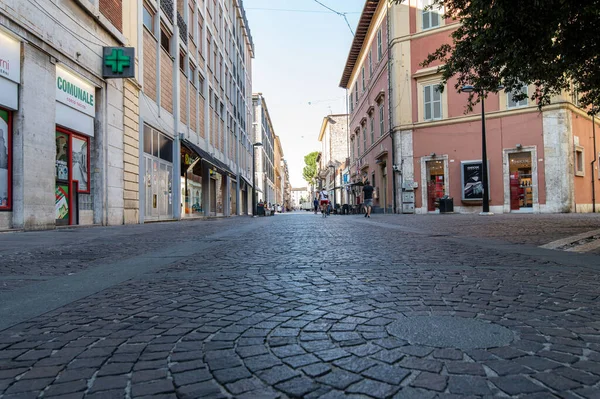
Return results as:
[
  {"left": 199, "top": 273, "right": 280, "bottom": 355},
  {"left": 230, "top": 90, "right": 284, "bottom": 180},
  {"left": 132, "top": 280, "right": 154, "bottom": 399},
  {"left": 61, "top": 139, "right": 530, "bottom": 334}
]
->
[{"left": 312, "top": 0, "right": 355, "bottom": 36}]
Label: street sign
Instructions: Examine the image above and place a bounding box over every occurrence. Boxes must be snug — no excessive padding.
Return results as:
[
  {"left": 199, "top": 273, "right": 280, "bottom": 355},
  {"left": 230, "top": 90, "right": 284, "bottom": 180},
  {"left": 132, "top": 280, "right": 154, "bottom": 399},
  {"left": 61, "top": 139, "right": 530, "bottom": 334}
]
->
[{"left": 102, "top": 47, "right": 135, "bottom": 78}]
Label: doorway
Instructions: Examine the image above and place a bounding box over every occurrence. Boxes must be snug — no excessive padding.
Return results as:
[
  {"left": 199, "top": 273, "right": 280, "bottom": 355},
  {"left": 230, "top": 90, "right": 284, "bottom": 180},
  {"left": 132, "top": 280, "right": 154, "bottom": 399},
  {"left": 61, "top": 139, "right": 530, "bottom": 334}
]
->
[
  {"left": 509, "top": 152, "right": 533, "bottom": 211},
  {"left": 380, "top": 163, "right": 388, "bottom": 212},
  {"left": 426, "top": 160, "right": 445, "bottom": 212}
]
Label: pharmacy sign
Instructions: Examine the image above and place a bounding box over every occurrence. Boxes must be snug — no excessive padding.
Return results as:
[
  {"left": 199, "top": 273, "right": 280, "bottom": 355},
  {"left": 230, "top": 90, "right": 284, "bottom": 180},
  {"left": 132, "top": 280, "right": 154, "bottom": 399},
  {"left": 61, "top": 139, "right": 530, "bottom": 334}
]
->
[{"left": 102, "top": 47, "right": 135, "bottom": 78}]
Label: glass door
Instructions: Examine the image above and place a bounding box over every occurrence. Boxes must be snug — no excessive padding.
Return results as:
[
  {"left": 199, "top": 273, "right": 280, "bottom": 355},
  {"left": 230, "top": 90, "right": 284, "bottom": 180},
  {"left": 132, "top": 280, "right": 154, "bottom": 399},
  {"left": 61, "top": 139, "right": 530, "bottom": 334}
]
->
[
  {"left": 426, "top": 160, "right": 445, "bottom": 212},
  {"left": 508, "top": 152, "right": 533, "bottom": 211}
]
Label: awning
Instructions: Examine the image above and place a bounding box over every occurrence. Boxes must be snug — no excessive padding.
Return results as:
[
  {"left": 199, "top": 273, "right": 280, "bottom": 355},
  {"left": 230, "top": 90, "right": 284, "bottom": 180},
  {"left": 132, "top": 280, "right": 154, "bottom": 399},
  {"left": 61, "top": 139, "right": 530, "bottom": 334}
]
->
[
  {"left": 241, "top": 176, "right": 252, "bottom": 188},
  {"left": 182, "top": 139, "right": 236, "bottom": 178}
]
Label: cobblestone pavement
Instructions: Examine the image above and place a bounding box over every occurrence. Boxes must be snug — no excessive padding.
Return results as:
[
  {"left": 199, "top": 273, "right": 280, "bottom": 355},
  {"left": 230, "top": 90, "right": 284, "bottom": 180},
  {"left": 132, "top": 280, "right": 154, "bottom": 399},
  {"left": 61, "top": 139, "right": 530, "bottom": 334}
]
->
[{"left": 1, "top": 213, "right": 600, "bottom": 398}]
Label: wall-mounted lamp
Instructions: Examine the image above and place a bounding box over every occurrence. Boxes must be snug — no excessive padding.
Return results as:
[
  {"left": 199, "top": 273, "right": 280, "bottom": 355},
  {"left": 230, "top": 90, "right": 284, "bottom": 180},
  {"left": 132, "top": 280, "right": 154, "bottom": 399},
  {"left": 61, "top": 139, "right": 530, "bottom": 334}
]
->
[{"left": 516, "top": 143, "right": 523, "bottom": 150}]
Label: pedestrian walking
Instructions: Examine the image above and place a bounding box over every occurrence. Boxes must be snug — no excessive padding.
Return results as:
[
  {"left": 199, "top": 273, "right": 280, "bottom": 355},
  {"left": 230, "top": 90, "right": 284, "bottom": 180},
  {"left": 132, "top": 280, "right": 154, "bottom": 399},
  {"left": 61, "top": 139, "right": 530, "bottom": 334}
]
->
[
  {"left": 313, "top": 197, "right": 319, "bottom": 214},
  {"left": 362, "top": 180, "right": 374, "bottom": 218}
]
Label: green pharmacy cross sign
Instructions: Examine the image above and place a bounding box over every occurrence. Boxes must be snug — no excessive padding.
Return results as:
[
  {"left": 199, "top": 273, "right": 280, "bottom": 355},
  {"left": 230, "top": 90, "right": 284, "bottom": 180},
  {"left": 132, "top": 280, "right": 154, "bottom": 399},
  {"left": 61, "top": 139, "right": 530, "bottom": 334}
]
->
[{"left": 102, "top": 47, "right": 135, "bottom": 78}]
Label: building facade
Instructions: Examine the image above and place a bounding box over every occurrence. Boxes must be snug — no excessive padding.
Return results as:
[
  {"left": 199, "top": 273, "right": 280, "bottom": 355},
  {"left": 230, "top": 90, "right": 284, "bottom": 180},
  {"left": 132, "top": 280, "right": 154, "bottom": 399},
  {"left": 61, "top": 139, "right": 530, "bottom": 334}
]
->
[
  {"left": 135, "top": 0, "right": 254, "bottom": 221},
  {"left": 0, "top": 0, "right": 132, "bottom": 230},
  {"left": 291, "top": 187, "right": 310, "bottom": 209},
  {"left": 252, "top": 93, "right": 275, "bottom": 206},
  {"left": 340, "top": 0, "right": 393, "bottom": 213},
  {"left": 317, "top": 115, "right": 349, "bottom": 209},
  {"left": 386, "top": 0, "right": 599, "bottom": 214}
]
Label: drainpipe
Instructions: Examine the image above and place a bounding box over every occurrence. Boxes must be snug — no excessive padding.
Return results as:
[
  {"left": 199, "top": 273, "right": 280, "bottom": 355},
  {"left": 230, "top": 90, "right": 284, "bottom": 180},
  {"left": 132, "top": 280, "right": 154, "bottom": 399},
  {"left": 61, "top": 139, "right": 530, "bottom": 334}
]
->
[
  {"left": 592, "top": 112, "right": 597, "bottom": 213},
  {"left": 386, "top": 3, "right": 397, "bottom": 213}
]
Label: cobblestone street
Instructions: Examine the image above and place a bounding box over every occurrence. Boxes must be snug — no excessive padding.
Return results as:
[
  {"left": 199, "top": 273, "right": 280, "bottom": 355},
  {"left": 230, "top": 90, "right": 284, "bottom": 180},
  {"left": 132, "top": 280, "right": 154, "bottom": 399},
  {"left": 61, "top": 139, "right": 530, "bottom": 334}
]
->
[{"left": 1, "top": 213, "right": 600, "bottom": 398}]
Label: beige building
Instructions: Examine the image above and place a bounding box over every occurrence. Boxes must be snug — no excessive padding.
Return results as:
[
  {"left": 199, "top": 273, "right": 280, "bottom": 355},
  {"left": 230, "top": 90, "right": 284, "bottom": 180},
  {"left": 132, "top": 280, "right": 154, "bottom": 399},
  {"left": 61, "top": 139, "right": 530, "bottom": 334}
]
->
[
  {"left": 133, "top": 0, "right": 254, "bottom": 221},
  {"left": 317, "top": 114, "right": 349, "bottom": 208}
]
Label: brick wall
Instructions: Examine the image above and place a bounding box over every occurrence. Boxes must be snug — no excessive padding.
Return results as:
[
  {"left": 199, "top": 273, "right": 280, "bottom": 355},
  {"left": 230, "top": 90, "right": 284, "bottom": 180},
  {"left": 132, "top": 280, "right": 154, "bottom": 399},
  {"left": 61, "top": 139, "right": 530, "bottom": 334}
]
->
[
  {"left": 220, "top": 119, "right": 224, "bottom": 153},
  {"left": 179, "top": 71, "right": 187, "bottom": 124},
  {"left": 209, "top": 112, "right": 214, "bottom": 146},
  {"left": 100, "top": 0, "right": 123, "bottom": 32},
  {"left": 190, "top": 90, "right": 197, "bottom": 132},
  {"left": 199, "top": 96, "right": 205, "bottom": 139},
  {"left": 160, "top": 50, "right": 173, "bottom": 114},
  {"left": 123, "top": 80, "right": 140, "bottom": 224},
  {"left": 143, "top": 31, "right": 157, "bottom": 101}
]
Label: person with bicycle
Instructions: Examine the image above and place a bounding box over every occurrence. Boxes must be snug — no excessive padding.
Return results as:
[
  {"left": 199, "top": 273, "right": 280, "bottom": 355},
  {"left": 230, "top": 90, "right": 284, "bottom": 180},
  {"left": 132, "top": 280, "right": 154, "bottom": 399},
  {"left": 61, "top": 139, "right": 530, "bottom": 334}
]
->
[{"left": 319, "top": 189, "right": 330, "bottom": 216}]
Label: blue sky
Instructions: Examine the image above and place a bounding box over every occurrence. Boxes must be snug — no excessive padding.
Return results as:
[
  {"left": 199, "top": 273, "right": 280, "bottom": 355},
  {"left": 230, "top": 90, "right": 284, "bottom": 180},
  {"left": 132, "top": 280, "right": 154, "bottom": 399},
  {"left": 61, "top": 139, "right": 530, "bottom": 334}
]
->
[{"left": 244, "top": 0, "right": 365, "bottom": 187}]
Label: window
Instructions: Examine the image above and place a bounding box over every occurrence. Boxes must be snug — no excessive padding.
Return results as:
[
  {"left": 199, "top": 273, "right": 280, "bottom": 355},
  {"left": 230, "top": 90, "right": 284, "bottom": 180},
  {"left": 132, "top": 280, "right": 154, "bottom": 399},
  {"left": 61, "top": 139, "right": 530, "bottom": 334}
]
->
[
  {"left": 357, "top": 134, "right": 360, "bottom": 156},
  {"left": 377, "top": 29, "right": 382, "bottom": 60},
  {"left": 179, "top": 51, "right": 186, "bottom": 75},
  {"left": 0, "top": 108, "right": 12, "bottom": 210},
  {"left": 143, "top": 4, "right": 155, "bottom": 33},
  {"left": 198, "top": 16, "right": 204, "bottom": 55},
  {"left": 351, "top": 138, "right": 355, "bottom": 160},
  {"left": 507, "top": 85, "right": 529, "bottom": 108},
  {"left": 361, "top": 67, "right": 365, "bottom": 92},
  {"left": 423, "top": 84, "right": 442, "bottom": 121},
  {"left": 575, "top": 146, "right": 584, "bottom": 176},
  {"left": 160, "top": 26, "right": 171, "bottom": 53},
  {"left": 368, "top": 50, "right": 372, "bottom": 77},
  {"left": 370, "top": 117, "right": 374, "bottom": 144},
  {"left": 188, "top": 3, "right": 195, "bottom": 42},
  {"left": 354, "top": 86, "right": 358, "bottom": 106},
  {"left": 363, "top": 126, "right": 367, "bottom": 151},
  {"left": 189, "top": 62, "right": 196, "bottom": 85},
  {"left": 199, "top": 73, "right": 205, "bottom": 94},
  {"left": 379, "top": 104, "right": 384, "bottom": 136},
  {"left": 207, "top": 34, "right": 212, "bottom": 70},
  {"left": 422, "top": 0, "right": 440, "bottom": 30}
]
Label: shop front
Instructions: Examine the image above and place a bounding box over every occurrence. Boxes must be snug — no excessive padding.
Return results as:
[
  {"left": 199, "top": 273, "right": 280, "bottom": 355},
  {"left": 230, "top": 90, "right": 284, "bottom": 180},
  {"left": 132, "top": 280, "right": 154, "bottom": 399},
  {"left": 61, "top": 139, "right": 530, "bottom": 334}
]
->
[
  {"left": 143, "top": 124, "right": 174, "bottom": 220},
  {"left": 181, "top": 145, "right": 203, "bottom": 217},
  {"left": 426, "top": 159, "right": 446, "bottom": 212},
  {"left": 504, "top": 147, "right": 538, "bottom": 213},
  {"left": 0, "top": 31, "right": 20, "bottom": 225},
  {"left": 55, "top": 66, "right": 96, "bottom": 226}
]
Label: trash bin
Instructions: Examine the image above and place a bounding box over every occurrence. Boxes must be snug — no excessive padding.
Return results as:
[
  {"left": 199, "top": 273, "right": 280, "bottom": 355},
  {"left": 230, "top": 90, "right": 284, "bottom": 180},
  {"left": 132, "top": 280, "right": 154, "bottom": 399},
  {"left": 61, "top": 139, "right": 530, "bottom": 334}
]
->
[{"left": 439, "top": 196, "right": 454, "bottom": 213}]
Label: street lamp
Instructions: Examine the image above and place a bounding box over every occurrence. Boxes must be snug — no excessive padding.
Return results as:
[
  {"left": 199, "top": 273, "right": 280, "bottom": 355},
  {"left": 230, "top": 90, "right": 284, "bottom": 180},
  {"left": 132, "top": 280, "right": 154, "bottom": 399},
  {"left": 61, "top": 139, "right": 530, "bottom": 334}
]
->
[
  {"left": 252, "top": 142, "right": 263, "bottom": 217},
  {"left": 461, "top": 85, "right": 502, "bottom": 215}
]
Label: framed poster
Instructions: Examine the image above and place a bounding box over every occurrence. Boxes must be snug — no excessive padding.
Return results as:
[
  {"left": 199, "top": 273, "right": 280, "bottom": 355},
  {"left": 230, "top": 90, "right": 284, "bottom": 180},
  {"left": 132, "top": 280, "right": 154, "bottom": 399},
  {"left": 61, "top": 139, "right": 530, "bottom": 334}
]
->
[
  {"left": 461, "top": 160, "right": 490, "bottom": 201},
  {"left": 71, "top": 135, "right": 89, "bottom": 193},
  {"left": 0, "top": 108, "right": 11, "bottom": 210}
]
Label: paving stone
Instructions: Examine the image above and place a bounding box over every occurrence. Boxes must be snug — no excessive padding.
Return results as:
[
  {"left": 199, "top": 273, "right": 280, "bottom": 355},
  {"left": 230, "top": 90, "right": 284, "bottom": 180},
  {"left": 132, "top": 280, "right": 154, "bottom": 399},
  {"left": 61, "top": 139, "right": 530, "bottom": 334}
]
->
[
  {"left": 43, "top": 380, "right": 87, "bottom": 397},
  {"left": 317, "top": 369, "right": 362, "bottom": 389},
  {"left": 489, "top": 347, "right": 527, "bottom": 360},
  {"left": 490, "top": 376, "right": 546, "bottom": 395},
  {"left": 410, "top": 371, "right": 447, "bottom": 392},
  {"left": 555, "top": 367, "right": 600, "bottom": 385},
  {"left": 314, "top": 348, "right": 351, "bottom": 362},
  {"left": 333, "top": 356, "right": 378, "bottom": 373},
  {"left": 397, "top": 346, "right": 433, "bottom": 358},
  {"left": 282, "top": 353, "right": 319, "bottom": 368},
  {"left": 88, "top": 375, "right": 129, "bottom": 393},
  {"left": 172, "top": 369, "right": 212, "bottom": 387},
  {"left": 236, "top": 345, "right": 270, "bottom": 358},
  {"left": 133, "top": 369, "right": 169, "bottom": 384},
  {"left": 574, "top": 388, "right": 600, "bottom": 399},
  {"left": 244, "top": 354, "right": 282, "bottom": 372},
  {"left": 447, "top": 376, "right": 492, "bottom": 395},
  {"left": 302, "top": 362, "right": 331, "bottom": 377},
  {"left": 484, "top": 360, "right": 532, "bottom": 376},
  {"left": 446, "top": 361, "right": 486, "bottom": 376},
  {"left": 573, "top": 360, "right": 600, "bottom": 375},
  {"left": 532, "top": 372, "right": 580, "bottom": 391},
  {"left": 5, "top": 378, "right": 54, "bottom": 394},
  {"left": 539, "top": 350, "right": 579, "bottom": 364},
  {"left": 176, "top": 381, "right": 222, "bottom": 398},
  {"left": 514, "top": 356, "right": 562, "bottom": 371},
  {"left": 346, "top": 378, "right": 399, "bottom": 397},
  {"left": 275, "top": 376, "right": 319, "bottom": 397},
  {"left": 257, "top": 365, "right": 299, "bottom": 385},
  {"left": 132, "top": 380, "right": 177, "bottom": 396},
  {"left": 370, "top": 348, "right": 405, "bottom": 364},
  {"left": 433, "top": 348, "right": 463, "bottom": 360},
  {"left": 398, "top": 357, "right": 442, "bottom": 373},
  {"left": 393, "top": 387, "right": 437, "bottom": 399},
  {"left": 212, "top": 366, "right": 251, "bottom": 384},
  {"left": 225, "top": 377, "right": 265, "bottom": 395},
  {"left": 362, "top": 364, "right": 410, "bottom": 385}
]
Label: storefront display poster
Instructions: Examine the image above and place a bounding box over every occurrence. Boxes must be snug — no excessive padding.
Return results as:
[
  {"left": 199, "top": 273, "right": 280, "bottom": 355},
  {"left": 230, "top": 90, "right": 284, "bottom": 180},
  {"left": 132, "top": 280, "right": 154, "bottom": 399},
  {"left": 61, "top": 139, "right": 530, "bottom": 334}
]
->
[
  {"left": 0, "top": 109, "right": 10, "bottom": 209},
  {"left": 55, "top": 184, "right": 69, "bottom": 222},
  {"left": 71, "top": 136, "right": 89, "bottom": 192},
  {"left": 461, "top": 160, "right": 489, "bottom": 201}
]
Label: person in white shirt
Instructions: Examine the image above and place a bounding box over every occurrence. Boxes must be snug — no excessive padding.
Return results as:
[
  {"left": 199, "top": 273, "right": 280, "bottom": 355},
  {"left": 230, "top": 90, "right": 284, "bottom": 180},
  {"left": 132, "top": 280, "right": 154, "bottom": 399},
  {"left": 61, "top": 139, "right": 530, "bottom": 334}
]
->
[{"left": 319, "top": 189, "right": 329, "bottom": 214}]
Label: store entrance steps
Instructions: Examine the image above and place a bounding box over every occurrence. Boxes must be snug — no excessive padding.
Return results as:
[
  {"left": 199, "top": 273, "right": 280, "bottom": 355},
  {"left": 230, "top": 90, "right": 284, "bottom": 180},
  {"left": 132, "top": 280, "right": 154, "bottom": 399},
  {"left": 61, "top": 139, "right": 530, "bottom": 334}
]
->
[{"left": 540, "top": 229, "right": 600, "bottom": 253}]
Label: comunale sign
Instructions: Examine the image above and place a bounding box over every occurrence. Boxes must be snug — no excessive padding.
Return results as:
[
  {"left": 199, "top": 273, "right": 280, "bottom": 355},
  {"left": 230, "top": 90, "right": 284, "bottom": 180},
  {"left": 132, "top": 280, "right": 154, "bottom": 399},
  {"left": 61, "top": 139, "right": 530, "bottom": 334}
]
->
[{"left": 57, "top": 77, "right": 94, "bottom": 107}]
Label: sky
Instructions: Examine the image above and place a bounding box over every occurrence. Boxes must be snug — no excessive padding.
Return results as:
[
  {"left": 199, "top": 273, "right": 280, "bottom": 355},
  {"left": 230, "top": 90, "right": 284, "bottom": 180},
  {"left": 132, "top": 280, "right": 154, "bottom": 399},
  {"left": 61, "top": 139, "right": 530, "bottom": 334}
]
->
[{"left": 244, "top": 0, "right": 366, "bottom": 187}]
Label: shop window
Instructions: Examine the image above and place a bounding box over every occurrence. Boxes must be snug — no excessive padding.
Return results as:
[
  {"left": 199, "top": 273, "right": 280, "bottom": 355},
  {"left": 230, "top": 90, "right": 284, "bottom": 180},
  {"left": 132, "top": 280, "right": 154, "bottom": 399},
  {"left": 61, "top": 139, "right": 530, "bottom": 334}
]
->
[
  {"left": 0, "top": 108, "right": 12, "bottom": 210},
  {"left": 575, "top": 146, "right": 584, "bottom": 176},
  {"left": 144, "top": 124, "right": 173, "bottom": 163},
  {"left": 507, "top": 85, "right": 529, "bottom": 108},
  {"left": 160, "top": 26, "right": 171, "bottom": 54},
  {"left": 143, "top": 4, "right": 155, "bottom": 34}
]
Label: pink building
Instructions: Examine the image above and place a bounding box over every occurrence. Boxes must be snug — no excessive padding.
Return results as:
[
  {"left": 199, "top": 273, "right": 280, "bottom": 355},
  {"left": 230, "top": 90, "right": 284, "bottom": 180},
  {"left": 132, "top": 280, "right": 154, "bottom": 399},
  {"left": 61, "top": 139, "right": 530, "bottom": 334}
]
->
[
  {"left": 340, "top": 1, "right": 393, "bottom": 213},
  {"left": 344, "top": 0, "right": 599, "bottom": 214}
]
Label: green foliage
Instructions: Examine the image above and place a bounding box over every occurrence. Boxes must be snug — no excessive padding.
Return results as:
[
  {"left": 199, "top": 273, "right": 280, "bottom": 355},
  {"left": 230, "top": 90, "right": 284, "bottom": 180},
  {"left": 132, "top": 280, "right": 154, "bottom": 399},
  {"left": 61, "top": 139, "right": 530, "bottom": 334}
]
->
[
  {"left": 422, "top": 0, "right": 600, "bottom": 114},
  {"left": 302, "top": 151, "right": 319, "bottom": 186}
]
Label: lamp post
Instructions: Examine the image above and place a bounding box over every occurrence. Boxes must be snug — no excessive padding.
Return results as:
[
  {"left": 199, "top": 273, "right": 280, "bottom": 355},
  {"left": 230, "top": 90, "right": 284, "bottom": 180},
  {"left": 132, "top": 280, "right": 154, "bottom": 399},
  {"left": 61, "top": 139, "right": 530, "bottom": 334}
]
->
[
  {"left": 252, "top": 142, "right": 263, "bottom": 216},
  {"left": 461, "top": 85, "right": 502, "bottom": 215}
]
